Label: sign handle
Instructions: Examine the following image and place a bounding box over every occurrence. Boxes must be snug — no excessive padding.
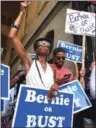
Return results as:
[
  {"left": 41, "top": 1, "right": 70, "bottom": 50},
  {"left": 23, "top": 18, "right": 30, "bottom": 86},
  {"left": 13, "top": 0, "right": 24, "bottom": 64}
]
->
[
  {"left": 81, "top": 35, "right": 86, "bottom": 89},
  {"left": 82, "top": 35, "right": 86, "bottom": 69}
]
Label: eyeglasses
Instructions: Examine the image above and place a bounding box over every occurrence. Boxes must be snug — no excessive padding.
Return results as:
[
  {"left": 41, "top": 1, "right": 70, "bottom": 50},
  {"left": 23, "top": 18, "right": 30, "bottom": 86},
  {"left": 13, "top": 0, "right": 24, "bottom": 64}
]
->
[
  {"left": 37, "top": 41, "right": 51, "bottom": 47},
  {"left": 56, "top": 56, "right": 65, "bottom": 60}
]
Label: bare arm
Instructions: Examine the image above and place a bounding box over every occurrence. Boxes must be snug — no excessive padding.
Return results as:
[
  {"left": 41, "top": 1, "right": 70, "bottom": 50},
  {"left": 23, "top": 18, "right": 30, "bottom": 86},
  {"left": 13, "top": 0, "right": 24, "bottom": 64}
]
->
[
  {"left": 72, "top": 62, "right": 79, "bottom": 79},
  {"left": 79, "top": 68, "right": 86, "bottom": 89},
  {"left": 8, "top": 2, "right": 31, "bottom": 73},
  {"left": 10, "top": 71, "right": 25, "bottom": 88}
]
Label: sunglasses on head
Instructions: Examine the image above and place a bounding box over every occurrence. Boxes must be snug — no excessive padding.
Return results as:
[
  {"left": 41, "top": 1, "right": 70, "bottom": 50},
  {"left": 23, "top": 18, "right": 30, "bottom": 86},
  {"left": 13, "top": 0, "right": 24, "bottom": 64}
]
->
[
  {"left": 37, "top": 41, "right": 51, "bottom": 47},
  {"left": 56, "top": 56, "right": 65, "bottom": 60}
]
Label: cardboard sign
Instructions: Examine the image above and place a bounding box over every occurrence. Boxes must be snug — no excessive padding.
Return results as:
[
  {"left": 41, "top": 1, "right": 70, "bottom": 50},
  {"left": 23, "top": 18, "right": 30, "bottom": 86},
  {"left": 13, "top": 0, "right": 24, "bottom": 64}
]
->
[
  {"left": 12, "top": 85, "right": 74, "bottom": 128},
  {"left": 57, "top": 40, "right": 82, "bottom": 63},
  {"left": 59, "top": 80, "right": 92, "bottom": 113},
  {"left": 65, "top": 9, "right": 95, "bottom": 37},
  {"left": 1, "top": 64, "right": 10, "bottom": 100}
]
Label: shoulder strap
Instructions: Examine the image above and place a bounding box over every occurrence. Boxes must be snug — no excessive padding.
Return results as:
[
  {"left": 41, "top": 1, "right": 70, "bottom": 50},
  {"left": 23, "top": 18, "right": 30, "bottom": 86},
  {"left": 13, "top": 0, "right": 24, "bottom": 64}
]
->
[{"left": 35, "top": 60, "right": 44, "bottom": 85}]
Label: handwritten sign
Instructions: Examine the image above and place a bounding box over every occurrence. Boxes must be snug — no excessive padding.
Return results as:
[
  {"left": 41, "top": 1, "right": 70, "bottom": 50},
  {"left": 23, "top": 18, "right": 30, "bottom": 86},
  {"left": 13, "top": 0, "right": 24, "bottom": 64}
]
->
[
  {"left": 59, "top": 80, "right": 92, "bottom": 113},
  {"left": 12, "top": 85, "right": 73, "bottom": 128},
  {"left": 1, "top": 64, "right": 10, "bottom": 100},
  {"left": 57, "top": 40, "right": 82, "bottom": 63},
  {"left": 65, "top": 9, "right": 95, "bottom": 37}
]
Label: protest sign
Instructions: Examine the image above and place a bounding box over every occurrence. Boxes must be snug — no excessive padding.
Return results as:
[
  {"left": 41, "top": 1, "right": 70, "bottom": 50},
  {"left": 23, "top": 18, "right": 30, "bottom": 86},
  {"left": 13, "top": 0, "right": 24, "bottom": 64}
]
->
[
  {"left": 59, "top": 80, "right": 92, "bottom": 113},
  {"left": 1, "top": 88, "right": 15, "bottom": 113},
  {"left": 1, "top": 100, "right": 5, "bottom": 113},
  {"left": 57, "top": 40, "right": 82, "bottom": 63},
  {"left": 65, "top": 9, "right": 95, "bottom": 37},
  {"left": 12, "top": 85, "right": 73, "bottom": 128},
  {"left": 1, "top": 64, "right": 10, "bottom": 100}
]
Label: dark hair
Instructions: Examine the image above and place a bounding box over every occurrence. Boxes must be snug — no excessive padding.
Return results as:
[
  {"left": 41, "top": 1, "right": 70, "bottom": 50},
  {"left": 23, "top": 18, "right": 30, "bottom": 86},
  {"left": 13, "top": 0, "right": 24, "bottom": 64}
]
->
[
  {"left": 53, "top": 48, "right": 65, "bottom": 56},
  {"left": 33, "top": 38, "right": 52, "bottom": 52}
]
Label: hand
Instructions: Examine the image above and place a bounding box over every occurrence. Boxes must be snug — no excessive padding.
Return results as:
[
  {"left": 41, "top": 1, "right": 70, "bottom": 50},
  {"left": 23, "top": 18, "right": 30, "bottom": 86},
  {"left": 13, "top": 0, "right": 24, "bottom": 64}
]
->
[
  {"left": 47, "top": 84, "right": 59, "bottom": 100},
  {"left": 20, "top": 1, "right": 31, "bottom": 14},
  {"left": 55, "top": 77, "right": 70, "bottom": 85},
  {"left": 80, "top": 68, "right": 86, "bottom": 77},
  {"left": 62, "top": 77, "right": 70, "bottom": 84},
  {"left": 89, "top": 61, "right": 95, "bottom": 71}
]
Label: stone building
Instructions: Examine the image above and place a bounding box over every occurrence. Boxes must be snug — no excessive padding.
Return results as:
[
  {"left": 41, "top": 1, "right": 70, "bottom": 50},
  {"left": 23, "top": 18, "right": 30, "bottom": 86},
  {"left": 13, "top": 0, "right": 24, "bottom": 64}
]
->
[{"left": 1, "top": 1, "right": 95, "bottom": 76}]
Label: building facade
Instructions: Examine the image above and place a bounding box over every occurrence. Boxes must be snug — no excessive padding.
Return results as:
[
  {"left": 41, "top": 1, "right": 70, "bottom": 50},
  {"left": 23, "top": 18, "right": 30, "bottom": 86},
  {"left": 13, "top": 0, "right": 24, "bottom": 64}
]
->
[{"left": 1, "top": 1, "right": 95, "bottom": 77}]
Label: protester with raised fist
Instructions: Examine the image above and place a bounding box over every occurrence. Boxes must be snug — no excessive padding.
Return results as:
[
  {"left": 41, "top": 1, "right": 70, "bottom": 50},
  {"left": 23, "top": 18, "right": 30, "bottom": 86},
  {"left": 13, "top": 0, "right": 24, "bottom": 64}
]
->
[{"left": 8, "top": 2, "right": 58, "bottom": 99}]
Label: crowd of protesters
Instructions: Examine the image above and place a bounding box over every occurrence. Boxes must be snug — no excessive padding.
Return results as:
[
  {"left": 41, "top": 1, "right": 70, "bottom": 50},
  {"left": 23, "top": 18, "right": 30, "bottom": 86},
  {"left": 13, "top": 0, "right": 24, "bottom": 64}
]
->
[{"left": 1, "top": 1, "right": 95, "bottom": 128}]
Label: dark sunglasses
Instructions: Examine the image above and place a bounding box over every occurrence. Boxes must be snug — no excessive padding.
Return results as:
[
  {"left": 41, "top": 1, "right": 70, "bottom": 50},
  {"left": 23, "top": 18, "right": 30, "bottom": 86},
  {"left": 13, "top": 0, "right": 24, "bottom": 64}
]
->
[{"left": 56, "top": 56, "right": 65, "bottom": 60}]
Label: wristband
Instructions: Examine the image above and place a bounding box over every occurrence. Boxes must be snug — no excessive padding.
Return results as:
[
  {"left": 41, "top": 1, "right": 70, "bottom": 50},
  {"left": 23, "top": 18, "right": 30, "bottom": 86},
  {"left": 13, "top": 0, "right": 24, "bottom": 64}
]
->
[{"left": 11, "top": 23, "right": 20, "bottom": 30}]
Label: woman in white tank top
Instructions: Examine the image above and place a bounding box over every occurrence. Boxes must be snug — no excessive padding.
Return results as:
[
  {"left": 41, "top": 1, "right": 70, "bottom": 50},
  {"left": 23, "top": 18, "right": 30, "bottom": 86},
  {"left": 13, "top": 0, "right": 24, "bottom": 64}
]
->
[
  {"left": 9, "top": 2, "right": 58, "bottom": 99},
  {"left": 26, "top": 60, "right": 54, "bottom": 89}
]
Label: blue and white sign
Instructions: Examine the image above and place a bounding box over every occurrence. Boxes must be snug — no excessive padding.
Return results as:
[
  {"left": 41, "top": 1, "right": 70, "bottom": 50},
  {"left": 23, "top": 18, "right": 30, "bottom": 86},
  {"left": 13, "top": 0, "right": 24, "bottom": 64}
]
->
[
  {"left": 59, "top": 80, "right": 92, "bottom": 113},
  {"left": 12, "top": 85, "right": 74, "bottom": 128},
  {"left": 0, "top": 48, "right": 3, "bottom": 54},
  {"left": 1, "top": 64, "right": 10, "bottom": 100},
  {"left": 1, "top": 88, "right": 15, "bottom": 113},
  {"left": 57, "top": 40, "right": 82, "bottom": 63},
  {"left": 1, "top": 100, "right": 5, "bottom": 113}
]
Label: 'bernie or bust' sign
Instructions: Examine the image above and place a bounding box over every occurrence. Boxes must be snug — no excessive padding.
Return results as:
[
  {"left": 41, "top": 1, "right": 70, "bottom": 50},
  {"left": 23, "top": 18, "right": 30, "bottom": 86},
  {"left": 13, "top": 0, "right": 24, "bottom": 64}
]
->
[{"left": 12, "top": 85, "right": 73, "bottom": 128}]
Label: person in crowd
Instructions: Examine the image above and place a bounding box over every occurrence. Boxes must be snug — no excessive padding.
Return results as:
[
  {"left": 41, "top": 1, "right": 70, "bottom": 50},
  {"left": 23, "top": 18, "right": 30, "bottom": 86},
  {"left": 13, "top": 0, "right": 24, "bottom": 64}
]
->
[
  {"left": 51, "top": 47, "right": 76, "bottom": 86},
  {"left": 10, "top": 70, "right": 25, "bottom": 89},
  {"left": 10, "top": 70, "right": 25, "bottom": 98},
  {"left": 50, "top": 48, "right": 89, "bottom": 128},
  {"left": 89, "top": 61, "right": 96, "bottom": 99},
  {"left": 1, "top": 70, "right": 25, "bottom": 128},
  {"left": 8, "top": 1, "right": 58, "bottom": 99},
  {"left": 83, "top": 61, "right": 96, "bottom": 128},
  {"left": 73, "top": 61, "right": 96, "bottom": 128}
]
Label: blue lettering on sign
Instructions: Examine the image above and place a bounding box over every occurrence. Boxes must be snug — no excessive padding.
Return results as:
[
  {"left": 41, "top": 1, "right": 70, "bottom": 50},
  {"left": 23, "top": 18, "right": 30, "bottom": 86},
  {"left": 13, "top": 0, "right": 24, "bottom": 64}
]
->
[
  {"left": 12, "top": 85, "right": 73, "bottom": 128},
  {"left": 57, "top": 40, "right": 82, "bottom": 63}
]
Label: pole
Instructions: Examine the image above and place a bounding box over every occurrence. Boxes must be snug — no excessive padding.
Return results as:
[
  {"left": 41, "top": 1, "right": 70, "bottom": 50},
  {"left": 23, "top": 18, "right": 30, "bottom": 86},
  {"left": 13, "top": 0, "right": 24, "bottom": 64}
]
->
[
  {"left": 82, "top": 35, "right": 86, "bottom": 69},
  {"left": 80, "top": 35, "right": 86, "bottom": 89}
]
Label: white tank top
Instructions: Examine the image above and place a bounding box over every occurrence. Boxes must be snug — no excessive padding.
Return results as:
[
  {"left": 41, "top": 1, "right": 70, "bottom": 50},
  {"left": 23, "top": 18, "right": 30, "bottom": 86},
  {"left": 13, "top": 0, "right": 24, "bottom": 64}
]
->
[{"left": 26, "top": 60, "right": 54, "bottom": 89}]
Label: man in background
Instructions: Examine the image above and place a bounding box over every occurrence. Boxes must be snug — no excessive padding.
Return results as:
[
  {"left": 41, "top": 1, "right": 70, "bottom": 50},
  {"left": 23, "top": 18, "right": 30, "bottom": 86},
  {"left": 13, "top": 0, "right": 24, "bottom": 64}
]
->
[{"left": 51, "top": 47, "right": 74, "bottom": 86}]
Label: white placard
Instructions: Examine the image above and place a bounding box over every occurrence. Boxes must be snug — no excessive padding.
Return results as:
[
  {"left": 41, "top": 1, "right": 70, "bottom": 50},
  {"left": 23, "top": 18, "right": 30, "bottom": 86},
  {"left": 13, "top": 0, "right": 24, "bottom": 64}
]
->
[{"left": 65, "top": 9, "right": 95, "bottom": 37}]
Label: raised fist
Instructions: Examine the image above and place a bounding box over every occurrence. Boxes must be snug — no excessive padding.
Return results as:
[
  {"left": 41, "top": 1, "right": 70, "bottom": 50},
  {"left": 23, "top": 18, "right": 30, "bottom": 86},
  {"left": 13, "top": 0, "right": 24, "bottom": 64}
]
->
[{"left": 20, "top": 1, "right": 31, "bottom": 13}]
